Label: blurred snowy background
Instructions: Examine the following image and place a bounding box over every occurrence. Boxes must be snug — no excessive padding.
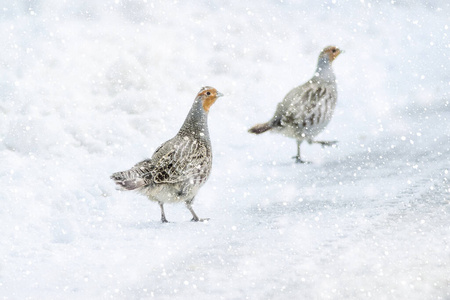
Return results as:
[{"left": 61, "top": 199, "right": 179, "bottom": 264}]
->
[{"left": 0, "top": 0, "right": 449, "bottom": 298}]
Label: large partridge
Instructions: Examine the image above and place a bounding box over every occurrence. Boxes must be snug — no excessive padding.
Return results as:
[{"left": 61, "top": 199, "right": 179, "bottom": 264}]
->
[
  {"left": 249, "top": 46, "right": 342, "bottom": 163},
  {"left": 111, "top": 86, "right": 223, "bottom": 222}
]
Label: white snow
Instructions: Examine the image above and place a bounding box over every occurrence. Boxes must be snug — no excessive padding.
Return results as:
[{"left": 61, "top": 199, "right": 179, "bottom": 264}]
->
[{"left": 1, "top": 0, "right": 449, "bottom": 299}]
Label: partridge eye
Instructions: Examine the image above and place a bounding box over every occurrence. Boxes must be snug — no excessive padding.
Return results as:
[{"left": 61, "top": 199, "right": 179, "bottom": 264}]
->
[
  {"left": 206, "top": 91, "right": 211, "bottom": 95},
  {"left": 332, "top": 49, "right": 336, "bottom": 53}
]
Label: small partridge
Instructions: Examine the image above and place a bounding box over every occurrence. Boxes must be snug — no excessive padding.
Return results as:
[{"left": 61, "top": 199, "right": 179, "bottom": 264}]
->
[
  {"left": 248, "top": 46, "right": 342, "bottom": 163},
  {"left": 111, "top": 87, "right": 223, "bottom": 223}
]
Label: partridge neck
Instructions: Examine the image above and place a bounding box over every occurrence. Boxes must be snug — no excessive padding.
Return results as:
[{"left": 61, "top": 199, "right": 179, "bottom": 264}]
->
[
  {"left": 179, "top": 98, "right": 210, "bottom": 140},
  {"left": 314, "top": 57, "right": 336, "bottom": 83}
]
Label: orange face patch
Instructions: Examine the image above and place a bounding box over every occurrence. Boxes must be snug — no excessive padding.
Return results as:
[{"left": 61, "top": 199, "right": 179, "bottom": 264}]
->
[
  {"left": 202, "top": 95, "right": 217, "bottom": 112},
  {"left": 322, "top": 46, "right": 341, "bottom": 62},
  {"left": 197, "top": 87, "right": 222, "bottom": 112}
]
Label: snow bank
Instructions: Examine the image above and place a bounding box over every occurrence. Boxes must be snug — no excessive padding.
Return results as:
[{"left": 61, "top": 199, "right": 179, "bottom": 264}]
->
[{"left": 0, "top": 0, "right": 449, "bottom": 298}]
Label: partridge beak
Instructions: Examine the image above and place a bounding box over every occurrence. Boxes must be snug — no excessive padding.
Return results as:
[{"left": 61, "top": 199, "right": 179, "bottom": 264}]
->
[{"left": 216, "top": 91, "right": 224, "bottom": 98}]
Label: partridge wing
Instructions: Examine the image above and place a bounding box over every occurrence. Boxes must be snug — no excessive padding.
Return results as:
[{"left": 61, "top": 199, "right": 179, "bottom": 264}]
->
[
  {"left": 150, "top": 138, "right": 211, "bottom": 184},
  {"left": 283, "top": 85, "right": 328, "bottom": 125}
]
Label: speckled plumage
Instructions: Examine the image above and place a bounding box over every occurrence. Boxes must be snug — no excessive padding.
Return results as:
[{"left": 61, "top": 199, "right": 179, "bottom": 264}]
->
[
  {"left": 111, "top": 86, "right": 223, "bottom": 222},
  {"left": 249, "top": 46, "right": 342, "bottom": 163}
]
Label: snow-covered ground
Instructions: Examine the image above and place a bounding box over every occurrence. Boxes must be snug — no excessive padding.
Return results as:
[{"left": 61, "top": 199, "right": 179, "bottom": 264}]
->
[{"left": 1, "top": 0, "right": 449, "bottom": 298}]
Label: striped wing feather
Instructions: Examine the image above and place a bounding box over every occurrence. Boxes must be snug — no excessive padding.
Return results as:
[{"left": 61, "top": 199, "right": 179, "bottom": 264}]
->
[
  {"left": 284, "top": 86, "right": 321, "bottom": 118},
  {"left": 149, "top": 138, "right": 211, "bottom": 184}
]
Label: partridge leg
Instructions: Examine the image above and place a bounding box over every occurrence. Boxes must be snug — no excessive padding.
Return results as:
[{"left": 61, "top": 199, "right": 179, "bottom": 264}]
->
[
  {"left": 292, "top": 140, "right": 310, "bottom": 164},
  {"left": 159, "top": 202, "right": 169, "bottom": 223},
  {"left": 186, "top": 199, "right": 209, "bottom": 222}
]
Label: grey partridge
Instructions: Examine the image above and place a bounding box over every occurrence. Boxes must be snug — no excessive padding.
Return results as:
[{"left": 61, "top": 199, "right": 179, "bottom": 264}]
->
[
  {"left": 249, "top": 46, "right": 342, "bottom": 163},
  {"left": 111, "top": 87, "right": 223, "bottom": 222}
]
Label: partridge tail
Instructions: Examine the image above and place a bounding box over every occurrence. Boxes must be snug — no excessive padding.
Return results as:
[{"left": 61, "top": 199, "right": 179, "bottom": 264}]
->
[
  {"left": 110, "top": 169, "right": 146, "bottom": 191},
  {"left": 248, "top": 122, "right": 272, "bottom": 134}
]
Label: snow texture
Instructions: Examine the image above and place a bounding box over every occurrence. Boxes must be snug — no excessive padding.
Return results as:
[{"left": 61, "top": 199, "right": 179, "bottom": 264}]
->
[{"left": 1, "top": 0, "right": 449, "bottom": 299}]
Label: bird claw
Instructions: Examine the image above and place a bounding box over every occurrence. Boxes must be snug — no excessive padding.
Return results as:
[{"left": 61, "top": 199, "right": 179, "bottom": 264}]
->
[
  {"left": 292, "top": 156, "right": 311, "bottom": 164},
  {"left": 191, "top": 217, "right": 210, "bottom": 222},
  {"left": 315, "top": 140, "right": 338, "bottom": 148}
]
